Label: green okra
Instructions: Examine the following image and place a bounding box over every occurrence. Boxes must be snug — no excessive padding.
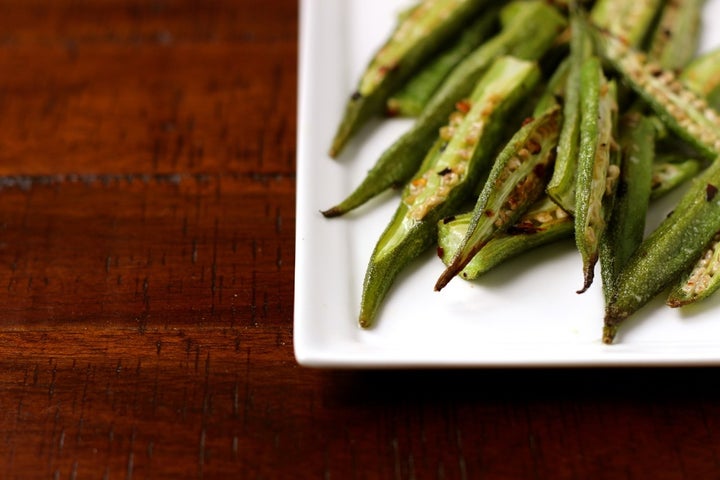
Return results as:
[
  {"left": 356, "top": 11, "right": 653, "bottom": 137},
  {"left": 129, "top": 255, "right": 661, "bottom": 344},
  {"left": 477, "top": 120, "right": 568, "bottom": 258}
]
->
[
  {"left": 437, "top": 196, "right": 573, "bottom": 279},
  {"left": 434, "top": 104, "right": 562, "bottom": 291},
  {"left": 359, "top": 56, "right": 540, "bottom": 328},
  {"left": 592, "top": 25, "right": 720, "bottom": 159},
  {"left": 680, "top": 47, "right": 720, "bottom": 110},
  {"left": 666, "top": 231, "right": 720, "bottom": 307},
  {"left": 546, "top": 14, "right": 593, "bottom": 215},
  {"left": 574, "top": 57, "right": 619, "bottom": 294},
  {"left": 604, "top": 159, "right": 720, "bottom": 343},
  {"left": 650, "top": 155, "right": 703, "bottom": 200},
  {"left": 322, "top": 1, "right": 567, "bottom": 217},
  {"left": 328, "top": 0, "right": 492, "bottom": 157},
  {"left": 590, "top": 0, "right": 664, "bottom": 49},
  {"left": 386, "top": 12, "right": 500, "bottom": 118},
  {"left": 648, "top": 0, "right": 705, "bottom": 72},
  {"left": 599, "top": 112, "right": 655, "bottom": 299}
]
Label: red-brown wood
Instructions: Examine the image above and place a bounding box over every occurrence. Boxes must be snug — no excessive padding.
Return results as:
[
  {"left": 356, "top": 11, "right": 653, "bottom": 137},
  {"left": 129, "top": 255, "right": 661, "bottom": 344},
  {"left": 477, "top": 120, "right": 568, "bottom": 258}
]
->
[{"left": 2, "top": 2, "right": 720, "bottom": 479}]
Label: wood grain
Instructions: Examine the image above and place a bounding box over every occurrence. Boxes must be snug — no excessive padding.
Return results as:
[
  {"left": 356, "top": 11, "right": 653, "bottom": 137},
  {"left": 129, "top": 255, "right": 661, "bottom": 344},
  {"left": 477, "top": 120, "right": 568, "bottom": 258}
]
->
[{"left": 2, "top": 1, "right": 720, "bottom": 479}]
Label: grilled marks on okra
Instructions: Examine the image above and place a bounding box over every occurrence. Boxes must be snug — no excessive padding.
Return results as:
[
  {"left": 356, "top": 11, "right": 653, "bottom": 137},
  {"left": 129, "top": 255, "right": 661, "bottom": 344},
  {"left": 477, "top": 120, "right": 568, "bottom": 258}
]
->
[
  {"left": 359, "top": 57, "right": 541, "bottom": 328},
  {"left": 434, "top": 104, "right": 562, "bottom": 291}
]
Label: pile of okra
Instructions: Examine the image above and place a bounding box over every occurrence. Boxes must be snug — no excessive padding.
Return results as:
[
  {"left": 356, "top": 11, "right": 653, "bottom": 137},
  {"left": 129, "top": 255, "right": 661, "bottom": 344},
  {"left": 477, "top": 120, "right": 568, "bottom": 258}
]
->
[{"left": 322, "top": 0, "right": 720, "bottom": 343}]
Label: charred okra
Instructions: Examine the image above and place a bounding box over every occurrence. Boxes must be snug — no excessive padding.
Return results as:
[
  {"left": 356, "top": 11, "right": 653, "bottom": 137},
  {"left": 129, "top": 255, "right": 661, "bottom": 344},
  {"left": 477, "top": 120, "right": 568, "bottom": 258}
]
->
[
  {"left": 434, "top": 105, "right": 562, "bottom": 290},
  {"left": 328, "top": 0, "right": 493, "bottom": 157},
  {"left": 322, "top": 1, "right": 567, "bottom": 217},
  {"left": 437, "top": 196, "right": 573, "bottom": 279},
  {"left": 359, "top": 56, "right": 540, "bottom": 328}
]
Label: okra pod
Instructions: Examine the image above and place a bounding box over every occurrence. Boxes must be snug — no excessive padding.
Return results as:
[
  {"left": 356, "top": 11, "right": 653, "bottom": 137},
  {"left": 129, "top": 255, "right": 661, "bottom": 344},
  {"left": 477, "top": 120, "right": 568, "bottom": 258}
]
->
[
  {"left": 574, "top": 57, "right": 619, "bottom": 294},
  {"left": 604, "top": 159, "right": 720, "bottom": 343},
  {"left": 546, "top": 14, "right": 593, "bottom": 215},
  {"left": 328, "top": 0, "right": 493, "bottom": 157},
  {"left": 434, "top": 105, "right": 562, "bottom": 290},
  {"left": 437, "top": 196, "right": 573, "bottom": 279},
  {"left": 386, "top": 13, "right": 499, "bottom": 118},
  {"left": 680, "top": 47, "right": 720, "bottom": 110},
  {"left": 322, "top": 1, "right": 567, "bottom": 217},
  {"left": 359, "top": 57, "right": 540, "bottom": 328},
  {"left": 590, "top": 0, "right": 664, "bottom": 49},
  {"left": 648, "top": 0, "right": 705, "bottom": 72},
  {"left": 666, "top": 232, "right": 720, "bottom": 308},
  {"left": 599, "top": 112, "right": 655, "bottom": 299},
  {"left": 650, "top": 155, "right": 703, "bottom": 200},
  {"left": 592, "top": 25, "right": 720, "bottom": 159}
]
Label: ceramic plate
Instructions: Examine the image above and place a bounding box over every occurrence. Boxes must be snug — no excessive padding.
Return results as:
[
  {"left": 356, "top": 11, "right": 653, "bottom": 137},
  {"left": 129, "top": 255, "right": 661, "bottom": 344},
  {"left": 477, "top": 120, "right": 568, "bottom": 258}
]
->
[{"left": 294, "top": 0, "right": 720, "bottom": 367}]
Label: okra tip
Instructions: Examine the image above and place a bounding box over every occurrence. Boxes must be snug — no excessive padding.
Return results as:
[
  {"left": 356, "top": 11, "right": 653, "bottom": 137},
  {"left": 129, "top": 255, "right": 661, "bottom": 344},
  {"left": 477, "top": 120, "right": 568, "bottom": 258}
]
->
[
  {"left": 434, "top": 261, "right": 461, "bottom": 292},
  {"left": 320, "top": 205, "right": 343, "bottom": 218},
  {"left": 602, "top": 304, "right": 627, "bottom": 344},
  {"left": 602, "top": 324, "right": 618, "bottom": 345},
  {"left": 577, "top": 269, "right": 594, "bottom": 294}
]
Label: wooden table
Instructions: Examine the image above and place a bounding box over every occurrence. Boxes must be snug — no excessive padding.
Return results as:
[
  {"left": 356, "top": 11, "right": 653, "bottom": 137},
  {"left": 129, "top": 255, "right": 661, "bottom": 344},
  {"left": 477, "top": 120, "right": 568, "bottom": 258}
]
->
[{"left": 2, "top": 1, "right": 720, "bottom": 478}]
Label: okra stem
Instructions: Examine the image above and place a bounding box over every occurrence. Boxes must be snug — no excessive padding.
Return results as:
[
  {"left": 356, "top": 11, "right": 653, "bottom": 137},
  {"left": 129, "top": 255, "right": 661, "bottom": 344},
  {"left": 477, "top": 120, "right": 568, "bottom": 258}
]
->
[
  {"left": 359, "top": 57, "right": 540, "bottom": 328},
  {"left": 322, "top": 1, "right": 567, "bottom": 217},
  {"left": 329, "top": 0, "right": 493, "bottom": 157}
]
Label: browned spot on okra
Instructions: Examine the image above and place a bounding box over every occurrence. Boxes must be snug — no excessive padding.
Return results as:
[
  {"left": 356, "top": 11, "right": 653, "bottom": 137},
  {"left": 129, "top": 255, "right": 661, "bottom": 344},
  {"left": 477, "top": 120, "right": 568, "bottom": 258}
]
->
[
  {"left": 455, "top": 99, "right": 472, "bottom": 113},
  {"left": 707, "top": 184, "right": 718, "bottom": 202},
  {"left": 437, "top": 167, "right": 453, "bottom": 176},
  {"left": 436, "top": 246, "right": 445, "bottom": 258}
]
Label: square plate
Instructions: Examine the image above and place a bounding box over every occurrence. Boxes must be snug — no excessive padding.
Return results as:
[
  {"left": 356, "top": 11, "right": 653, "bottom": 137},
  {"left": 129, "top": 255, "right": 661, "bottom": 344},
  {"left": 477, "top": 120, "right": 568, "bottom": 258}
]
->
[{"left": 294, "top": 0, "right": 720, "bottom": 368}]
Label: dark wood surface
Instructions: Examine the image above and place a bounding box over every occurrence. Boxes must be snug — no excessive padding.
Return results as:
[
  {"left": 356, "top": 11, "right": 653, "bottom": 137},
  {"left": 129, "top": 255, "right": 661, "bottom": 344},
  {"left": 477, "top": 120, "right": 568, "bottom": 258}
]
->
[{"left": 2, "top": 1, "right": 720, "bottom": 479}]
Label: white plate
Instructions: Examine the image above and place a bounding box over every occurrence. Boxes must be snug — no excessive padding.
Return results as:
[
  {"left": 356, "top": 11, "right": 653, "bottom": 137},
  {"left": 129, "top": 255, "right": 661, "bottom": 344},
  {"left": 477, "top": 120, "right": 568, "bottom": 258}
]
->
[{"left": 294, "top": 0, "right": 720, "bottom": 368}]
